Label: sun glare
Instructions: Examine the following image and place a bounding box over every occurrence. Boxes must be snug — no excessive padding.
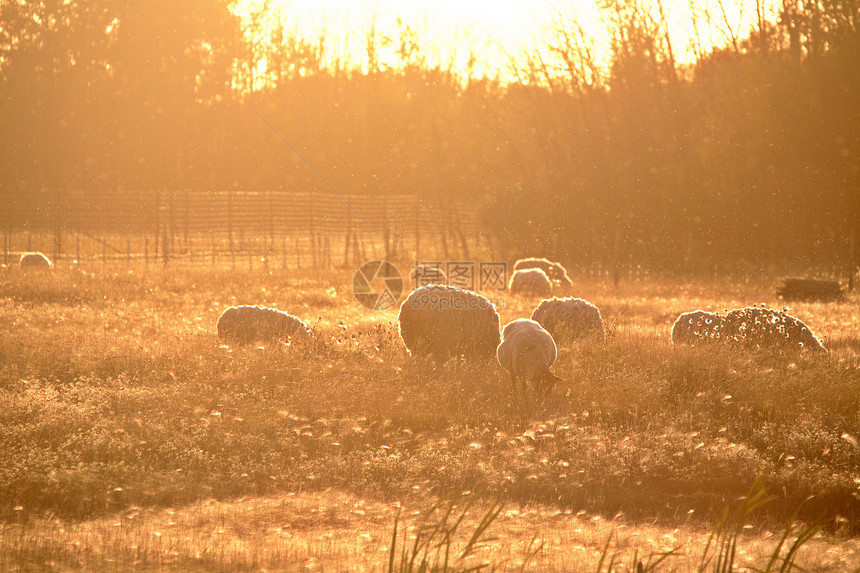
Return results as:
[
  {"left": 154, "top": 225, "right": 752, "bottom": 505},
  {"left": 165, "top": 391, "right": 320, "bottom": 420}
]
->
[
  {"left": 236, "top": 0, "right": 598, "bottom": 80},
  {"left": 235, "top": 0, "right": 760, "bottom": 83}
]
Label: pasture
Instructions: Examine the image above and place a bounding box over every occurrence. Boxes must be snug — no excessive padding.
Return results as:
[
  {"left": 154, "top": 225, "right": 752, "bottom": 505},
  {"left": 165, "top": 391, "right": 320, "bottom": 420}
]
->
[{"left": 0, "top": 265, "right": 858, "bottom": 571}]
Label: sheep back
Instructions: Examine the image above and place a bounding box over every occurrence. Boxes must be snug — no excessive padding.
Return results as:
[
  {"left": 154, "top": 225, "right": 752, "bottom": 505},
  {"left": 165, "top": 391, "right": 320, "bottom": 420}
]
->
[
  {"left": 497, "top": 318, "right": 557, "bottom": 376},
  {"left": 19, "top": 252, "right": 53, "bottom": 270},
  {"left": 722, "top": 307, "right": 826, "bottom": 353},
  {"left": 217, "top": 305, "right": 310, "bottom": 345},
  {"left": 530, "top": 297, "right": 604, "bottom": 344},
  {"left": 497, "top": 318, "right": 561, "bottom": 396},
  {"left": 671, "top": 310, "right": 724, "bottom": 346},
  {"left": 509, "top": 268, "right": 553, "bottom": 297},
  {"left": 398, "top": 285, "right": 501, "bottom": 360},
  {"left": 514, "top": 258, "right": 573, "bottom": 291}
]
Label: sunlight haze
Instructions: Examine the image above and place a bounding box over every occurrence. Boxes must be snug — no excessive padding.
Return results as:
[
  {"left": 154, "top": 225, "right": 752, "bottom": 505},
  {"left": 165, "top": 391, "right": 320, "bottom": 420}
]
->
[
  {"left": 236, "top": 0, "right": 760, "bottom": 81},
  {"left": 1, "top": 0, "right": 857, "bottom": 568}
]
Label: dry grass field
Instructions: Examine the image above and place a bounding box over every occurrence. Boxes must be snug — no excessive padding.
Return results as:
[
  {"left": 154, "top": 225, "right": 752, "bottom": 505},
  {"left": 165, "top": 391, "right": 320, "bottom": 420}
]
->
[{"left": 0, "top": 264, "right": 858, "bottom": 571}]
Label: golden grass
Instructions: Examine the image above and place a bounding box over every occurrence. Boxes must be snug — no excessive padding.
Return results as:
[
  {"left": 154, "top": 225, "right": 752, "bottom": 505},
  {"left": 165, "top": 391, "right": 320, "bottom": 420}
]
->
[
  {"left": 0, "top": 265, "right": 858, "bottom": 570},
  {"left": 1, "top": 490, "right": 857, "bottom": 571}
]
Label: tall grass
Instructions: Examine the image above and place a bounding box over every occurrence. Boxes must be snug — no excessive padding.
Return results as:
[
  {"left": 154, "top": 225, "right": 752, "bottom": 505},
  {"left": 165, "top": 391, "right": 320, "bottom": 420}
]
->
[
  {"left": 387, "top": 490, "right": 503, "bottom": 573},
  {"left": 0, "top": 267, "right": 858, "bottom": 538}
]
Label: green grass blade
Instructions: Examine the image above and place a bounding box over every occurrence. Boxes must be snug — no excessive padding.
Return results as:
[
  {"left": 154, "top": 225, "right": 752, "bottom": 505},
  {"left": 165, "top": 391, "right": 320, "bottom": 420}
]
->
[{"left": 595, "top": 531, "right": 613, "bottom": 573}]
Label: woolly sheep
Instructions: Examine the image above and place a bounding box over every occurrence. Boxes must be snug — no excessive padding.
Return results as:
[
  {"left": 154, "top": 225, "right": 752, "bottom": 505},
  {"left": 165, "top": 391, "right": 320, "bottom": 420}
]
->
[
  {"left": 496, "top": 318, "right": 562, "bottom": 398},
  {"left": 509, "top": 268, "right": 552, "bottom": 298},
  {"left": 514, "top": 258, "right": 573, "bottom": 292},
  {"left": 217, "top": 305, "right": 311, "bottom": 345},
  {"left": 410, "top": 265, "right": 447, "bottom": 287},
  {"left": 530, "top": 297, "right": 604, "bottom": 344},
  {"left": 671, "top": 310, "right": 724, "bottom": 346},
  {"left": 19, "top": 252, "right": 53, "bottom": 270},
  {"left": 721, "top": 307, "right": 826, "bottom": 353},
  {"left": 398, "top": 284, "right": 501, "bottom": 361}
]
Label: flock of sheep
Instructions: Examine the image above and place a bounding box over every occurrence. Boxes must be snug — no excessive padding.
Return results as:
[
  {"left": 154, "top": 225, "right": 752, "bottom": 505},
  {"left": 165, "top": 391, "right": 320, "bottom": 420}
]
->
[
  {"left": 15, "top": 251, "right": 828, "bottom": 377},
  {"left": 214, "top": 256, "right": 828, "bottom": 401}
]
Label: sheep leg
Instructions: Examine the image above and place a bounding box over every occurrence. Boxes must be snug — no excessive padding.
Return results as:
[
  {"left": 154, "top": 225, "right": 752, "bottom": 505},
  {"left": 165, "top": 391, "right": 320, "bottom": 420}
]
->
[{"left": 510, "top": 372, "right": 522, "bottom": 400}]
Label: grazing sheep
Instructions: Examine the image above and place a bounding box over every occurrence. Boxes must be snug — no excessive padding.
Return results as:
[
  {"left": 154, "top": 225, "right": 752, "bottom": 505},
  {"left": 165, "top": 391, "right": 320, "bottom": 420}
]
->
[
  {"left": 398, "top": 284, "right": 501, "bottom": 361},
  {"left": 509, "top": 268, "right": 553, "bottom": 298},
  {"left": 410, "top": 265, "right": 447, "bottom": 287},
  {"left": 671, "top": 310, "right": 724, "bottom": 346},
  {"left": 530, "top": 297, "right": 605, "bottom": 344},
  {"left": 721, "top": 307, "right": 826, "bottom": 353},
  {"left": 497, "top": 318, "right": 562, "bottom": 398},
  {"left": 514, "top": 258, "right": 573, "bottom": 292},
  {"left": 217, "top": 305, "right": 311, "bottom": 345},
  {"left": 19, "top": 252, "right": 53, "bottom": 270}
]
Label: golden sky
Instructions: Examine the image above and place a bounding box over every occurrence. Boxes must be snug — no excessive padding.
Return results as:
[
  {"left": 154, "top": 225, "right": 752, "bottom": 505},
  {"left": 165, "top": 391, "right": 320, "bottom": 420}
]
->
[{"left": 234, "top": 0, "right": 770, "bottom": 80}]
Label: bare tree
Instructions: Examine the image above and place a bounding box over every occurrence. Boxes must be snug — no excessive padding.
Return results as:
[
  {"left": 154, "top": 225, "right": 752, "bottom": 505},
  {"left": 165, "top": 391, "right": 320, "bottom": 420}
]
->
[{"left": 546, "top": 8, "right": 605, "bottom": 93}]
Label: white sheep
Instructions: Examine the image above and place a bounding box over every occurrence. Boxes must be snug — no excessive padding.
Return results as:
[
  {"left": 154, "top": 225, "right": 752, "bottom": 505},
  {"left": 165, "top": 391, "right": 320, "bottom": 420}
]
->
[
  {"left": 514, "top": 257, "right": 573, "bottom": 292},
  {"left": 671, "top": 310, "right": 724, "bottom": 346},
  {"left": 509, "top": 268, "right": 553, "bottom": 298},
  {"left": 530, "top": 297, "right": 604, "bottom": 344},
  {"left": 496, "top": 318, "right": 562, "bottom": 398},
  {"left": 721, "top": 306, "right": 826, "bottom": 353},
  {"left": 217, "top": 305, "right": 311, "bottom": 345},
  {"left": 410, "top": 265, "right": 447, "bottom": 287},
  {"left": 398, "top": 284, "right": 501, "bottom": 361},
  {"left": 19, "top": 252, "right": 53, "bottom": 270}
]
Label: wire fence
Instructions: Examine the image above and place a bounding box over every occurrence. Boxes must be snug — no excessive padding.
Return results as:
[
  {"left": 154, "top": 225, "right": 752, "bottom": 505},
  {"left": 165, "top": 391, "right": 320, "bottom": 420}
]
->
[
  {"left": 6, "top": 189, "right": 854, "bottom": 284},
  {"left": 2, "top": 189, "right": 489, "bottom": 269}
]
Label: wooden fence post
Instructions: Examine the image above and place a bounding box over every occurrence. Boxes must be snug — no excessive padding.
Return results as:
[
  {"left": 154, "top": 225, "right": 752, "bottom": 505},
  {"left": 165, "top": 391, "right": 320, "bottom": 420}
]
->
[
  {"left": 184, "top": 188, "right": 190, "bottom": 245},
  {"left": 154, "top": 189, "right": 160, "bottom": 263},
  {"left": 613, "top": 227, "right": 621, "bottom": 287},
  {"left": 343, "top": 212, "right": 352, "bottom": 268},
  {"left": 383, "top": 195, "right": 390, "bottom": 261},
  {"left": 354, "top": 230, "right": 361, "bottom": 265},
  {"left": 309, "top": 192, "right": 317, "bottom": 269},
  {"left": 228, "top": 189, "right": 234, "bottom": 269},
  {"left": 268, "top": 190, "right": 275, "bottom": 244},
  {"left": 850, "top": 229, "right": 855, "bottom": 266},
  {"left": 414, "top": 196, "right": 421, "bottom": 264},
  {"left": 162, "top": 227, "right": 169, "bottom": 265},
  {"left": 311, "top": 234, "right": 317, "bottom": 269},
  {"left": 168, "top": 188, "right": 176, "bottom": 258},
  {"left": 850, "top": 229, "right": 856, "bottom": 291}
]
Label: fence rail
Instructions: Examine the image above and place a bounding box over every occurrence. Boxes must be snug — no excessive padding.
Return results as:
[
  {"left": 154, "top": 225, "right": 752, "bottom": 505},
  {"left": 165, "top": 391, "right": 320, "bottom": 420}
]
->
[
  {"left": 4, "top": 189, "right": 480, "bottom": 233},
  {"left": 2, "top": 189, "right": 488, "bottom": 269}
]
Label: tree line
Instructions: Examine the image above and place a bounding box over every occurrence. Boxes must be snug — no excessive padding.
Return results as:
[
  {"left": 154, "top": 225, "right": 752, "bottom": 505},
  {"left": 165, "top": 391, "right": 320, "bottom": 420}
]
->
[{"left": 1, "top": 0, "right": 857, "bottom": 269}]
